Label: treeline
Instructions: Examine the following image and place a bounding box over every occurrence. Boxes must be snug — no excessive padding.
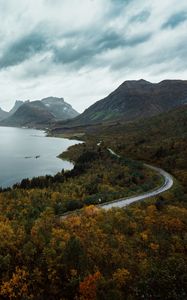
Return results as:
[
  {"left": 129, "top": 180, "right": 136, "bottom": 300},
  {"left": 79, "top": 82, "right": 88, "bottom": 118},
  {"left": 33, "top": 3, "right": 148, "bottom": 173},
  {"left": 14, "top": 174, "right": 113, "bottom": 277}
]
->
[
  {"left": 1, "top": 148, "right": 102, "bottom": 191},
  {"left": 1, "top": 146, "right": 159, "bottom": 215}
]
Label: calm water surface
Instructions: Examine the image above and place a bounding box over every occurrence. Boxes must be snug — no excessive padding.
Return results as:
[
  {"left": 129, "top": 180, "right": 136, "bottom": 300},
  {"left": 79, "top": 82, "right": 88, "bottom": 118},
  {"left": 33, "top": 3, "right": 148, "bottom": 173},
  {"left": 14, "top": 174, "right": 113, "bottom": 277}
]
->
[{"left": 0, "top": 127, "right": 80, "bottom": 188}]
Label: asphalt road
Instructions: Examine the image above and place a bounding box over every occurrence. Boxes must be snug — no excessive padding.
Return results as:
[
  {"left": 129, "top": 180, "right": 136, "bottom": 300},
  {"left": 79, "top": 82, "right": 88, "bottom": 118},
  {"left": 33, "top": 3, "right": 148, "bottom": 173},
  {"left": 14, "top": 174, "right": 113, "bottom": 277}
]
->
[
  {"left": 61, "top": 149, "right": 174, "bottom": 218},
  {"left": 99, "top": 150, "right": 174, "bottom": 210}
]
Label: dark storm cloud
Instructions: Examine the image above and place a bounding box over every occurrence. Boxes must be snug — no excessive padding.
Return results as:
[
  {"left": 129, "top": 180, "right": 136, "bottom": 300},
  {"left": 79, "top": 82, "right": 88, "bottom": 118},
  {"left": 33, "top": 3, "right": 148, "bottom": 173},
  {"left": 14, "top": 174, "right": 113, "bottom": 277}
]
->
[
  {"left": 124, "top": 33, "right": 151, "bottom": 46},
  {"left": 0, "top": 0, "right": 187, "bottom": 113},
  {"left": 162, "top": 11, "right": 187, "bottom": 29},
  {"left": 53, "top": 30, "right": 124, "bottom": 67},
  {"left": 0, "top": 0, "right": 169, "bottom": 74},
  {"left": 52, "top": 30, "right": 151, "bottom": 68},
  {"left": 0, "top": 32, "right": 47, "bottom": 69}
]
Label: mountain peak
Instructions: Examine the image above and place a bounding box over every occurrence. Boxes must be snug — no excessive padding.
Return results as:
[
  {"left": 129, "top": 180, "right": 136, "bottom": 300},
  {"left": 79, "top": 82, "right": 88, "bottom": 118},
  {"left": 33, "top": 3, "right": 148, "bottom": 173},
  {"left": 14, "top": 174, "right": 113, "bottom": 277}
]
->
[
  {"left": 158, "top": 79, "right": 187, "bottom": 86},
  {"left": 138, "top": 79, "right": 151, "bottom": 83},
  {"left": 42, "top": 96, "right": 64, "bottom": 103},
  {"left": 122, "top": 79, "right": 151, "bottom": 85},
  {"left": 41, "top": 96, "right": 79, "bottom": 119},
  {"left": 64, "top": 79, "right": 187, "bottom": 126},
  {"left": 118, "top": 79, "right": 152, "bottom": 90},
  {"left": 9, "top": 100, "right": 25, "bottom": 116}
]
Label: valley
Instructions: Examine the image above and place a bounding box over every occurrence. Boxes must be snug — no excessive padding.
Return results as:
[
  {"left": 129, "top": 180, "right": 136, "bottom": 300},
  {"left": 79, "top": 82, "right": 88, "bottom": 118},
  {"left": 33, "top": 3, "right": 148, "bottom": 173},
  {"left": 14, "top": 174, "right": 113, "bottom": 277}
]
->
[{"left": 0, "top": 80, "right": 186, "bottom": 299}]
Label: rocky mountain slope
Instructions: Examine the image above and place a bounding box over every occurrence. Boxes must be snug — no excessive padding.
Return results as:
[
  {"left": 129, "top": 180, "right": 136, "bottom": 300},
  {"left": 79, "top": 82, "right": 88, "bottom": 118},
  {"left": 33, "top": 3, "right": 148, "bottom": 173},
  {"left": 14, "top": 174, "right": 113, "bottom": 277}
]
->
[
  {"left": 0, "top": 101, "right": 54, "bottom": 127},
  {"left": 8, "top": 100, "right": 25, "bottom": 116},
  {"left": 0, "top": 97, "right": 79, "bottom": 127},
  {"left": 41, "top": 97, "right": 78, "bottom": 120}
]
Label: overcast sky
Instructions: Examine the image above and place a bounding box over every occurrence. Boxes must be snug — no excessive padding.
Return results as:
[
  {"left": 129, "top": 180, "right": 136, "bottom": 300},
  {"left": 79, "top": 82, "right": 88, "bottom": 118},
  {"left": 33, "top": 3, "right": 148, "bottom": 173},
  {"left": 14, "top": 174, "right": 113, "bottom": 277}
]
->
[{"left": 0, "top": 0, "right": 187, "bottom": 112}]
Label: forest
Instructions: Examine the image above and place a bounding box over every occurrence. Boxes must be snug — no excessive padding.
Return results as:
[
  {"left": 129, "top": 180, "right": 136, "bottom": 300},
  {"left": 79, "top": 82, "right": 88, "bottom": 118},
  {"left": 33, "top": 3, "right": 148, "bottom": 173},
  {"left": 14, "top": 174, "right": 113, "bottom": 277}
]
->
[{"left": 0, "top": 106, "right": 186, "bottom": 299}]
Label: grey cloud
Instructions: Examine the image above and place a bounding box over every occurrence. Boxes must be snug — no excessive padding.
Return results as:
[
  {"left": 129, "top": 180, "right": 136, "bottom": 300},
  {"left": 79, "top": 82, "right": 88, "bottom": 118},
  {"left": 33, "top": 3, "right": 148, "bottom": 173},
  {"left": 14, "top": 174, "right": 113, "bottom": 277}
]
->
[
  {"left": 0, "top": 0, "right": 151, "bottom": 73},
  {"left": 110, "top": 0, "right": 133, "bottom": 5},
  {"left": 0, "top": 32, "right": 47, "bottom": 69},
  {"left": 111, "top": 35, "right": 187, "bottom": 75},
  {"left": 1, "top": 0, "right": 187, "bottom": 113},
  {"left": 97, "top": 31, "right": 127, "bottom": 51},
  {"left": 53, "top": 44, "right": 93, "bottom": 68},
  {"left": 107, "top": 0, "right": 134, "bottom": 19},
  {"left": 162, "top": 11, "right": 187, "bottom": 29},
  {"left": 52, "top": 31, "right": 124, "bottom": 67},
  {"left": 130, "top": 10, "right": 151, "bottom": 23},
  {"left": 52, "top": 30, "right": 151, "bottom": 68},
  {"left": 124, "top": 33, "right": 151, "bottom": 47}
]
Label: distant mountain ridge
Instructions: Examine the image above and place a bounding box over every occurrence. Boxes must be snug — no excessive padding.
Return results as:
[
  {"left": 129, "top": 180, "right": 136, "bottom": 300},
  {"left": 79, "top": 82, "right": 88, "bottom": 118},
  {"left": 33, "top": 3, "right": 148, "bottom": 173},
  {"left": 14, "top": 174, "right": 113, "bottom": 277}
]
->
[
  {"left": 0, "top": 100, "right": 30, "bottom": 121},
  {"left": 8, "top": 100, "right": 25, "bottom": 116},
  {"left": 0, "top": 97, "right": 79, "bottom": 127},
  {"left": 62, "top": 79, "right": 187, "bottom": 126},
  {"left": 1, "top": 79, "right": 187, "bottom": 128},
  {"left": 1, "top": 101, "right": 54, "bottom": 127}
]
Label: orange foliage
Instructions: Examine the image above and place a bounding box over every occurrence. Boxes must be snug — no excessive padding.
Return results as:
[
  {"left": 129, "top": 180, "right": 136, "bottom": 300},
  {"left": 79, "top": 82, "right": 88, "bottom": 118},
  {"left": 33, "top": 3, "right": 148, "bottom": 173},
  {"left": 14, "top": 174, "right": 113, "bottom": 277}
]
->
[
  {"left": 149, "top": 242, "right": 159, "bottom": 251},
  {"left": 83, "top": 205, "right": 99, "bottom": 217},
  {"left": 79, "top": 271, "right": 101, "bottom": 300},
  {"left": 0, "top": 267, "right": 31, "bottom": 299},
  {"left": 112, "top": 268, "right": 131, "bottom": 288}
]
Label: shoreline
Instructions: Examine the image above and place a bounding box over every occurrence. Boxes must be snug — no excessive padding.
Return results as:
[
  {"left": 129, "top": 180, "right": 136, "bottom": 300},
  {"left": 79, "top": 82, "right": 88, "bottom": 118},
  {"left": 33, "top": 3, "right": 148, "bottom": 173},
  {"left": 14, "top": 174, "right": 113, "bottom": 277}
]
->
[{"left": 0, "top": 126, "right": 81, "bottom": 189}]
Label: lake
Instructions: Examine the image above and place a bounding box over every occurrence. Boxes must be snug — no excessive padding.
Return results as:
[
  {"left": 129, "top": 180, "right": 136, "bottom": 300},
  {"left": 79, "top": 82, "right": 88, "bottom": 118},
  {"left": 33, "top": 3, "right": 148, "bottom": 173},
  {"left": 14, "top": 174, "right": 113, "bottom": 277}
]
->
[{"left": 0, "top": 126, "right": 80, "bottom": 188}]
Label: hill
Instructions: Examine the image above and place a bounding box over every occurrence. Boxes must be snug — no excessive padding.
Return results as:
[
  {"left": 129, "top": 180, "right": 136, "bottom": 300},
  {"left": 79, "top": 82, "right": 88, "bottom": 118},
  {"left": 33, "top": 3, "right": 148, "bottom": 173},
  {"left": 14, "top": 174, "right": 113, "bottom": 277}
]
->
[{"left": 61, "top": 79, "right": 187, "bottom": 126}]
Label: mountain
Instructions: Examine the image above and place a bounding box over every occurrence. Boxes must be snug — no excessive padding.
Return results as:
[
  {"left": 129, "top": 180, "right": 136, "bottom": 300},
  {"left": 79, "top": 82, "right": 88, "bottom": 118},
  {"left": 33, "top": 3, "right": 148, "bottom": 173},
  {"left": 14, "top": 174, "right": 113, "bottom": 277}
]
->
[
  {"left": 9, "top": 100, "right": 25, "bottom": 116},
  {"left": 41, "top": 97, "right": 79, "bottom": 120},
  {"left": 0, "top": 108, "right": 8, "bottom": 121},
  {"left": 0, "top": 97, "right": 79, "bottom": 127},
  {"left": 0, "top": 101, "right": 54, "bottom": 127},
  {"left": 62, "top": 79, "right": 187, "bottom": 126}
]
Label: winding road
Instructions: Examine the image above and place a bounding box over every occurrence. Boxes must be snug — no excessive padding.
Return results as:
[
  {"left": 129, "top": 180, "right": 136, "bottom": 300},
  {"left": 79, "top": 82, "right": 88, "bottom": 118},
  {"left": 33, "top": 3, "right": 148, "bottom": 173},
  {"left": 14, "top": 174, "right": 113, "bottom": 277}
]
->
[
  {"left": 98, "top": 149, "right": 174, "bottom": 210},
  {"left": 61, "top": 149, "right": 174, "bottom": 218},
  {"left": 99, "top": 163, "right": 173, "bottom": 210}
]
